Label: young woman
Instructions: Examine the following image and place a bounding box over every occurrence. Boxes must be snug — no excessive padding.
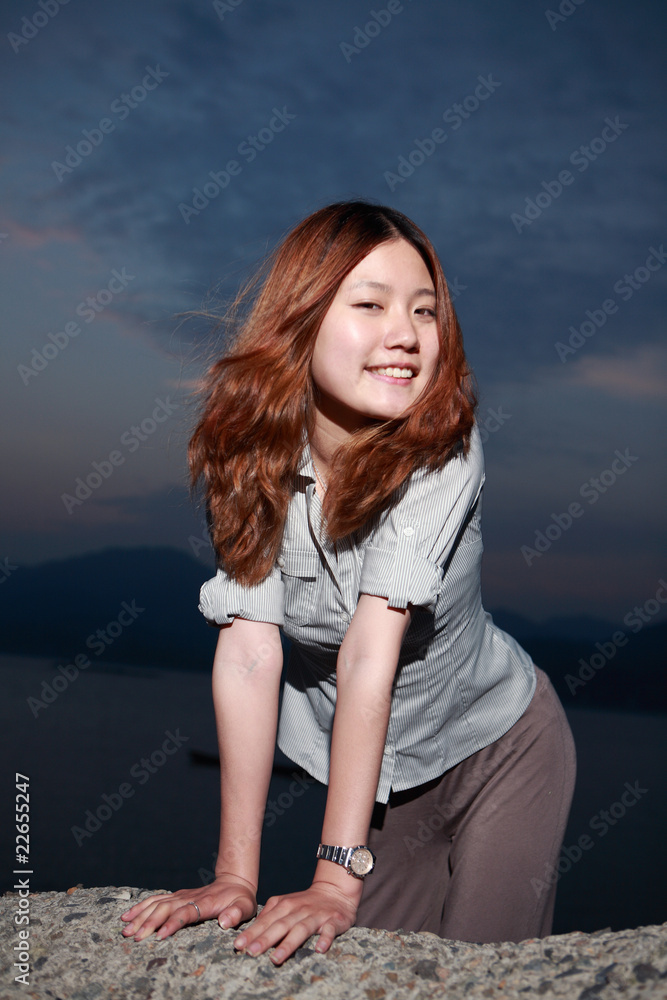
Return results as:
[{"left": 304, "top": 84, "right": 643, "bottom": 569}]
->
[{"left": 121, "top": 201, "right": 576, "bottom": 963}]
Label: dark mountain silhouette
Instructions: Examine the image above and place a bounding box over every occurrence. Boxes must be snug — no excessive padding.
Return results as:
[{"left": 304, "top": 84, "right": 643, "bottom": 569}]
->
[
  {"left": 490, "top": 608, "right": 617, "bottom": 643},
  {"left": 0, "top": 547, "right": 219, "bottom": 670},
  {"left": 507, "top": 628, "right": 666, "bottom": 713},
  {"left": 1, "top": 547, "right": 664, "bottom": 709},
  {"left": 491, "top": 608, "right": 667, "bottom": 712}
]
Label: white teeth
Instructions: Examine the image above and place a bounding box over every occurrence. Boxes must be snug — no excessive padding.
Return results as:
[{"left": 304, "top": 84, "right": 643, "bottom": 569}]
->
[{"left": 370, "top": 367, "right": 415, "bottom": 378}]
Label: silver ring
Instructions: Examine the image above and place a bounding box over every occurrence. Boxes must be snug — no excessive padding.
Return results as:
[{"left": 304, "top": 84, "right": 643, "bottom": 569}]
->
[{"left": 187, "top": 901, "right": 201, "bottom": 922}]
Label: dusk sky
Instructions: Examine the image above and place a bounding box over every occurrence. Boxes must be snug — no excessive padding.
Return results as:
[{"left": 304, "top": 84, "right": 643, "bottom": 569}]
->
[{"left": 2, "top": 0, "right": 665, "bottom": 624}]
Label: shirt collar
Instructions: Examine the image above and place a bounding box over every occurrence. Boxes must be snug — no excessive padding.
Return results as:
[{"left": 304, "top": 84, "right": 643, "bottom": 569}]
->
[{"left": 297, "top": 438, "right": 316, "bottom": 480}]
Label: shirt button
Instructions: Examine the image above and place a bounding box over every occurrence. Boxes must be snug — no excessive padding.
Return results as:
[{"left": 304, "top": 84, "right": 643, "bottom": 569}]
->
[
  {"left": 403, "top": 526, "right": 414, "bottom": 536},
  {"left": 339, "top": 611, "right": 350, "bottom": 623},
  {"left": 276, "top": 556, "right": 285, "bottom": 568},
  {"left": 383, "top": 746, "right": 395, "bottom": 757}
]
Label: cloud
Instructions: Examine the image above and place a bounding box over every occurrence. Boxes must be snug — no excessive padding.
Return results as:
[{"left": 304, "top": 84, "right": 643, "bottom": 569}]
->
[
  {"left": 0, "top": 219, "right": 81, "bottom": 248},
  {"left": 563, "top": 345, "right": 667, "bottom": 400}
]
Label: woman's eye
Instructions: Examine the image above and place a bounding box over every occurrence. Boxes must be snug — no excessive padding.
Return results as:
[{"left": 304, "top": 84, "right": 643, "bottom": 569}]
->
[{"left": 352, "top": 302, "right": 434, "bottom": 315}]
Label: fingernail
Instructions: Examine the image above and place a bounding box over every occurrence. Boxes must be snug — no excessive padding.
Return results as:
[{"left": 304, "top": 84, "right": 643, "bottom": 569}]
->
[
  {"left": 219, "top": 918, "right": 229, "bottom": 929},
  {"left": 248, "top": 942, "right": 261, "bottom": 956},
  {"left": 273, "top": 949, "right": 285, "bottom": 963}
]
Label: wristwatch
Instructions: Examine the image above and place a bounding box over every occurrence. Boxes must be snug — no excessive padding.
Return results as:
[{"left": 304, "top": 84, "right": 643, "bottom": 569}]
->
[{"left": 316, "top": 843, "right": 376, "bottom": 879}]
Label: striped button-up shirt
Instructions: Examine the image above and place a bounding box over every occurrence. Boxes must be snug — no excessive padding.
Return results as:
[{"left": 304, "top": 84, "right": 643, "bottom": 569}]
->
[{"left": 199, "top": 423, "right": 536, "bottom": 803}]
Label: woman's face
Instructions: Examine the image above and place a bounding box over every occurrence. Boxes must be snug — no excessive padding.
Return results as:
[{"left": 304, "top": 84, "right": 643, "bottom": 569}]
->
[{"left": 310, "top": 239, "right": 440, "bottom": 437}]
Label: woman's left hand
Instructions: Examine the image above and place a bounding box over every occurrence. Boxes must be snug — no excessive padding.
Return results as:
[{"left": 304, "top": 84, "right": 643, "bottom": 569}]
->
[{"left": 232, "top": 879, "right": 359, "bottom": 965}]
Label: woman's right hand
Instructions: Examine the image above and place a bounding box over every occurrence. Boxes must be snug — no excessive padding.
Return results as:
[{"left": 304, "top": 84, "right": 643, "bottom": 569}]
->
[{"left": 120, "top": 874, "right": 257, "bottom": 942}]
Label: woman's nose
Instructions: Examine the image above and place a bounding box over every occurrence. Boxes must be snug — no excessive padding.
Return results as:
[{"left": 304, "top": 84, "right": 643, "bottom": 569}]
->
[{"left": 383, "top": 310, "right": 420, "bottom": 350}]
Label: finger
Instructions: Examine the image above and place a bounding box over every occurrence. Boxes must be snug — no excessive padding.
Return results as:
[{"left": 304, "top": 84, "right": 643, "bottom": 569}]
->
[
  {"left": 127, "top": 900, "right": 196, "bottom": 941},
  {"left": 121, "top": 898, "right": 175, "bottom": 937},
  {"left": 258, "top": 893, "right": 286, "bottom": 916},
  {"left": 153, "top": 902, "right": 202, "bottom": 941},
  {"left": 269, "top": 919, "right": 320, "bottom": 965},
  {"left": 233, "top": 899, "right": 295, "bottom": 951},
  {"left": 238, "top": 908, "right": 320, "bottom": 959},
  {"left": 235, "top": 911, "right": 297, "bottom": 955},
  {"left": 121, "top": 893, "right": 171, "bottom": 920},
  {"left": 269, "top": 904, "right": 353, "bottom": 963},
  {"left": 218, "top": 899, "right": 253, "bottom": 930},
  {"left": 314, "top": 919, "right": 339, "bottom": 954},
  {"left": 236, "top": 891, "right": 305, "bottom": 942}
]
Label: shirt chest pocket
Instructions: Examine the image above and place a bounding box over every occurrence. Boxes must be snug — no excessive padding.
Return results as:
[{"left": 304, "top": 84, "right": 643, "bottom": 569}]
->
[{"left": 278, "top": 548, "right": 322, "bottom": 627}]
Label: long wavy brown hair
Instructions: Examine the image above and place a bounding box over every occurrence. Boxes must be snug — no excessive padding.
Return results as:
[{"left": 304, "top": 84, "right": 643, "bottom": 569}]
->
[{"left": 189, "top": 200, "right": 477, "bottom": 585}]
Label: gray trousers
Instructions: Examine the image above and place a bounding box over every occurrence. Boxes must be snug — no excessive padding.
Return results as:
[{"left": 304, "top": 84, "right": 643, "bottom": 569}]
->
[{"left": 356, "top": 667, "right": 576, "bottom": 943}]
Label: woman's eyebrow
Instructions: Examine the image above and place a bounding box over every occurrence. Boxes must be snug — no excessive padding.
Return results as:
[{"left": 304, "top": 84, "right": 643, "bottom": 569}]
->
[{"left": 348, "top": 279, "right": 436, "bottom": 298}]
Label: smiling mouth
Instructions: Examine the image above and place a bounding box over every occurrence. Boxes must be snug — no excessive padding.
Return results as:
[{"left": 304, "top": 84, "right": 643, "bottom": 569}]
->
[{"left": 366, "top": 366, "right": 416, "bottom": 379}]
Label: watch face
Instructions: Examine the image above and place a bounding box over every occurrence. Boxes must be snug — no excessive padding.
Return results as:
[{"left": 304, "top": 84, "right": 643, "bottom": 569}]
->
[{"left": 349, "top": 847, "right": 375, "bottom": 876}]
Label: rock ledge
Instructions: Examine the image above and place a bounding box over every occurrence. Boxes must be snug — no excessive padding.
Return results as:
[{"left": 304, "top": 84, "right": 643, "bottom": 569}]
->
[{"left": 1, "top": 886, "right": 666, "bottom": 999}]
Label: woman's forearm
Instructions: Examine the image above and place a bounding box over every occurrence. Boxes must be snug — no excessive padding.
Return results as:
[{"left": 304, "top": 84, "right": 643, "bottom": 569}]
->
[
  {"left": 321, "top": 664, "right": 392, "bottom": 847},
  {"left": 211, "top": 618, "right": 283, "bottom": 888},
  {"left": 314, "top": 596, "right": 410, "bottom": 894}
]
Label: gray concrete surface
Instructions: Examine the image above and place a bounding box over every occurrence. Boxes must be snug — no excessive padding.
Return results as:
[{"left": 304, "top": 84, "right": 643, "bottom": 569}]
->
[{"left": 2, "top": 885, "right": 666, "bottom": 999}]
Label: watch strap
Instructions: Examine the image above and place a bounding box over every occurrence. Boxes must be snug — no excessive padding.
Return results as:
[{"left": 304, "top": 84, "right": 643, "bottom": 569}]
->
[{"left": 316, "top": 844, "right": 353, "bottom": 868}]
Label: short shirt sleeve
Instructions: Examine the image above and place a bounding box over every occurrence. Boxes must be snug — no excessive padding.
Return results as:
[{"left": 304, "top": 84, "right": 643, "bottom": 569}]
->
[
  {"left": 198, "top": 562, "right": 285, "bottom": 626},
  {"left": 359, "top": 423, "right": 485, "bottom": 612}
]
